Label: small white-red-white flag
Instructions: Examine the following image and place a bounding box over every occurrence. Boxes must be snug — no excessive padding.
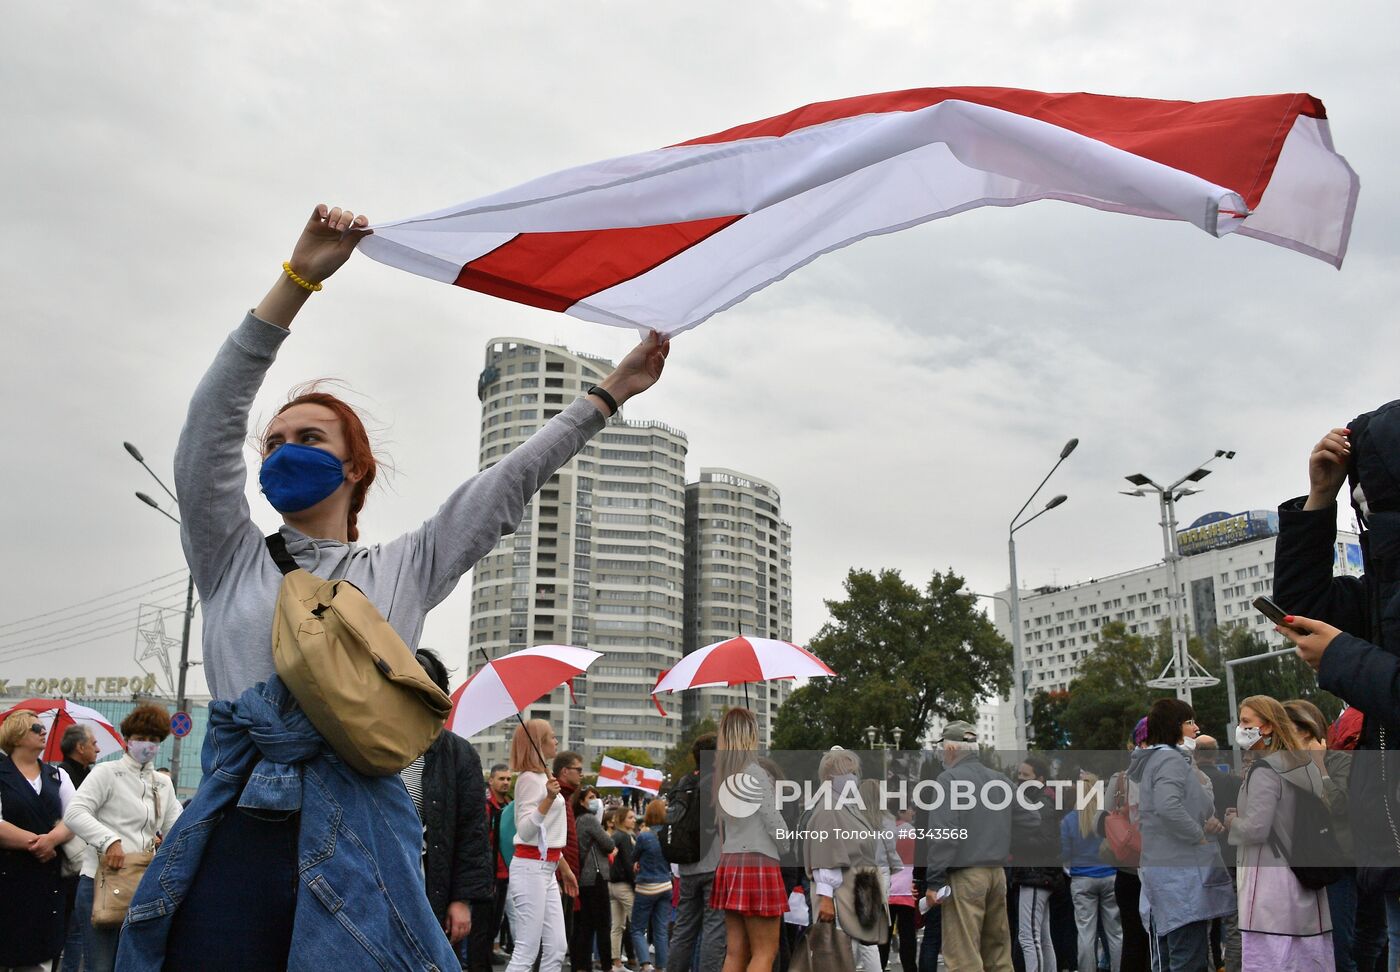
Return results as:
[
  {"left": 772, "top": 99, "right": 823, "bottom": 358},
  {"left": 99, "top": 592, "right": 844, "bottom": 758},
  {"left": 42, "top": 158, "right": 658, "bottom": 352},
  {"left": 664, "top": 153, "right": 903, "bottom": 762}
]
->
[
  {"left": 361, "top": 86, "right": 1358, "bottom": 337},
  {"left": 597, "top": 756, "right": 663, "bottom": 794}
]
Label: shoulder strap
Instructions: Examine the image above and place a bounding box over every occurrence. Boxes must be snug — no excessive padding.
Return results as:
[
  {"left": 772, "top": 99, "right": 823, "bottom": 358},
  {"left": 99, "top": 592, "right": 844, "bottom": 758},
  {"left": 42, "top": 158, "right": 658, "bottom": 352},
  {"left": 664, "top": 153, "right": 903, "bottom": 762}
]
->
[{"left": 265, "top": 533, "right": 299, "bottom": 575}]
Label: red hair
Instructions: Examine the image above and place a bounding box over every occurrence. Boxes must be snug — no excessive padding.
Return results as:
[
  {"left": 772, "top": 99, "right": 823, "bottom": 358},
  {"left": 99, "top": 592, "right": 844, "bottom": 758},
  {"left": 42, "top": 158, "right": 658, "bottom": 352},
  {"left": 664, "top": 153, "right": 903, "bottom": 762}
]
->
[{"left": 275, "top": 391, "right": 377, "bottom": 542}]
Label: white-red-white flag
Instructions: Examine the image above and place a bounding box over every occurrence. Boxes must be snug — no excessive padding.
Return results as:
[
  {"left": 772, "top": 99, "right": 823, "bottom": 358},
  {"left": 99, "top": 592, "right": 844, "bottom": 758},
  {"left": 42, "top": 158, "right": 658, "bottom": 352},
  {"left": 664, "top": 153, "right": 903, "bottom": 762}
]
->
[
  {"left": 597, "top": 756, "right": 663, "bottom": 794},
  {"left": 360, "top": 87, "right": 1358, "bottom": 336}
]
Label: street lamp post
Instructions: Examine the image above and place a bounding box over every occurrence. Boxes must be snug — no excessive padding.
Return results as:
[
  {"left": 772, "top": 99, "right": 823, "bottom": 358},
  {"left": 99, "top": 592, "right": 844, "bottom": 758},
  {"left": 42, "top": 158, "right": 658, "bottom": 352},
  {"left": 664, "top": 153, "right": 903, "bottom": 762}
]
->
[
  {"left": 1121, "top": 449, "right": 1236, "bottom": 702},
  {"left": 1007, "top": 438, "right": 1078, "bottom": 753},
  {"left": 126, "top": 442, "right": 195, "bottom": 787}
]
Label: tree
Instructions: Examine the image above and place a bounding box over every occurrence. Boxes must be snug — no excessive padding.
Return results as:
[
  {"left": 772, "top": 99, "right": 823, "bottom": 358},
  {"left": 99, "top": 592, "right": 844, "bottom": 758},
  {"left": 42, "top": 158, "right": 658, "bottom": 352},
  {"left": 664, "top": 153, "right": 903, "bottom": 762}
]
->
[
  {"left": 1059, "top": 621, "right": 1166, "bottom": 750},
  {"left": 661, "top": 717, "right": 717, "bottom": 783},
  {"left": 1029, "top": 690, "right": 1071, "bottom": 750},
  {"left": 1190, "top": 625, "right": 1344, "bottom": 735},
  {"left": 772, "top": 568, "right": 1012, "bottom": 750}
]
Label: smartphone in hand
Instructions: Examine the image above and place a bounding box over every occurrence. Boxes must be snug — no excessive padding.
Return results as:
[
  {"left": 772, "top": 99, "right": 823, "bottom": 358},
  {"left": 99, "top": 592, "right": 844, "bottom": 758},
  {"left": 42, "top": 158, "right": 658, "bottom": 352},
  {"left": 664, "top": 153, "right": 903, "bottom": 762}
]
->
[{"left": 1252, "top": 595, "right": 1300, "bottom": 629}]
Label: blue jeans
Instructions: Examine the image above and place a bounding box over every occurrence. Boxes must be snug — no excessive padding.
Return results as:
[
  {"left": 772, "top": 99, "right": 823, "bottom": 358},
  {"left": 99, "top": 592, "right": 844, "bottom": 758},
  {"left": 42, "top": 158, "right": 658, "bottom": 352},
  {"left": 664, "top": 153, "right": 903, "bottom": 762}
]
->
[
  {"left": 60, "top": 876, "right": 87, "bottom": 972},
  {"left": 1330, "top": 870, "right": 1359, "bottom": 972},
  {"left": 1157, "top": 920, "right": 1210, "bottom": 972},
  {"left": 77, "top": 876, "right": 121, "bottom": 972},
  {"left": 1385, "top": 893, "right": 1400, "bottom": 972},
  {"left": 918, "top": 901, "right": 941, "bottom": 972},
  {"left": 631, "top": 890, "right": 673, "bottom": 969}
]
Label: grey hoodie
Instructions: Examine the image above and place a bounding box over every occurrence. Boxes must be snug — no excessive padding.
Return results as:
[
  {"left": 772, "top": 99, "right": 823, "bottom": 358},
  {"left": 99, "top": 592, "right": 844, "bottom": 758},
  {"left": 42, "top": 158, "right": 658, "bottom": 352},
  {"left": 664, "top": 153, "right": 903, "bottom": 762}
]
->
[
  {"left": 175, "top": 314, "right": 605, "bottom": 700},
  {"left": 1127, "top": 745, "right": 1235, "bottom": 935}
]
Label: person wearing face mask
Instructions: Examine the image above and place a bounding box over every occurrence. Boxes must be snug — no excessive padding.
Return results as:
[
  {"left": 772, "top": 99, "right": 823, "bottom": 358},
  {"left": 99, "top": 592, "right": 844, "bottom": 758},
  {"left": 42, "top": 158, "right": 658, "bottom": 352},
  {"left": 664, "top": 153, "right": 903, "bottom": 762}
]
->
[
  {"left": 1126, "top": 698, "right": 1233, "bottom": 972},
  {"left": 573, "top": 786, "right": 616, "bottom": 972},
  {"left": 1223, "top": 696, "right": 1333, "bottom": 971},
  {"left": 403, "top": 649, "right": 492, "bottom": 964},
  {"left": 112, "top": 204, "right": 669, "bottom": 971},
  {"left": 62, "top": 704, "right": 180, "bottom": 972}
]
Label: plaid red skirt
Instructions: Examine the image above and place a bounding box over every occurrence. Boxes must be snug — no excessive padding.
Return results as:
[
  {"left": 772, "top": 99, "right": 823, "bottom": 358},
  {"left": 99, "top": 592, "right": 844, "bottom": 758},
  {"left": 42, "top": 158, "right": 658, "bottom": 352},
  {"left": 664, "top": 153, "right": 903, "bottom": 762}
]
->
[{"left": 710, "top": 852, "right": 787, "bottom": 916}]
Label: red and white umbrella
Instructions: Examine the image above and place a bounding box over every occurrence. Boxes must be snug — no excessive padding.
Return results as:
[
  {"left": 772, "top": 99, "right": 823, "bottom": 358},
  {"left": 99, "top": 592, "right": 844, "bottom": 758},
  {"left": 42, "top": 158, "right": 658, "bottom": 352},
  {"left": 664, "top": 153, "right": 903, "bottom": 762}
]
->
[
  {"left": 448, "top": 644, "right": 603, "bottom": 740},
  {"left": 0, "top": 698, "right": 126, "bottom": 762},
  {"left": 650, "top": 637, "right": 835, "bottom": 715}
]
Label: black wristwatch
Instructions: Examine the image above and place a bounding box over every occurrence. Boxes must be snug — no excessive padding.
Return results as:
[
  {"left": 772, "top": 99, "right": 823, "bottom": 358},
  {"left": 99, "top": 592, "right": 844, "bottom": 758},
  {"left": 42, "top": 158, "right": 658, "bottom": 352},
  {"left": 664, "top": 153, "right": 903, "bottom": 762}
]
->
[{"left": 587, "top": 385, "right": 619, "bottom": 416}]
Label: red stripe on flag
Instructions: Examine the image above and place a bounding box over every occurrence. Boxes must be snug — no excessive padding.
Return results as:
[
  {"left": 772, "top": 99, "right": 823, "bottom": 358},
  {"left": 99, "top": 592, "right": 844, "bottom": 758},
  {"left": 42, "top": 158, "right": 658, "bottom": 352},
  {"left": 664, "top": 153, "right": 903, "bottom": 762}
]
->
[
  {"left": 678, "top": 87, "right": 1322, "bottom": 211},
  {"left": 448, "top": 88, "right": 1325, "bottom": 316},
  {"left": 455, "top": 215, "right": 743, "bottom": 310}
]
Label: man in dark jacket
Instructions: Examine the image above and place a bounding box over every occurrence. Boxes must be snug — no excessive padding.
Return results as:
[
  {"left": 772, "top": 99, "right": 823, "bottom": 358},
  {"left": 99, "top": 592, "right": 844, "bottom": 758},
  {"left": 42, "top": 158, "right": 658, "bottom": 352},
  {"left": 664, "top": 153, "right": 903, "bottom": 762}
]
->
[
  {"left": 1273, "top": 403, "right": 1400, "bottom": 894},
  {"left": 57, "top": 724, "right": 97, "bottom": 789},
  {"left": 554, "top": 750, "right": 585, "bottom": 951},
  {"left": 413, "top": 650, "right": 494, "bottom": 959},
  {"left": 469, "top": 763, "right": 514, "bottom": 971}
]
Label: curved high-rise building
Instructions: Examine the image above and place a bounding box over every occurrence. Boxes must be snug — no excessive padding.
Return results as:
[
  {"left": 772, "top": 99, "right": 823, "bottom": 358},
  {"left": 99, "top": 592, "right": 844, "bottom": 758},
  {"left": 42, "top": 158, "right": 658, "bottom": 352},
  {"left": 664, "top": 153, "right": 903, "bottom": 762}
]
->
[
  {"left": 683, "top": 468, "right": 794, "bottom": 746},
  {"left": 469, "top": 338, "right": 686, "bottom": 766}
]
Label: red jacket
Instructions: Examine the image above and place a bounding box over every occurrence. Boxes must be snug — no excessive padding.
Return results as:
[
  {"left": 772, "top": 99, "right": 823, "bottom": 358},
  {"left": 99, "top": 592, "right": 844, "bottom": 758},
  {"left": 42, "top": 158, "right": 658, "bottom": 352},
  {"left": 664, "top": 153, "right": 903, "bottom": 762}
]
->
[
  {"left": 559, "top": 780, "right": 581, "bottom": 910},
  {"left": 488, "top": 791, "right": 509, "bottom": 880}
]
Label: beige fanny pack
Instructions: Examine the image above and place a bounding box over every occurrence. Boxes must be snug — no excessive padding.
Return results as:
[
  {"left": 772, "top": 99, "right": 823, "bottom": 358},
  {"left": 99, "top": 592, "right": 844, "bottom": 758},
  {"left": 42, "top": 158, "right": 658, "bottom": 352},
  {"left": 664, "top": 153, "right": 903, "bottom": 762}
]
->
[{"left": 266, "top": 533, "right": 452, "bottom": 776}]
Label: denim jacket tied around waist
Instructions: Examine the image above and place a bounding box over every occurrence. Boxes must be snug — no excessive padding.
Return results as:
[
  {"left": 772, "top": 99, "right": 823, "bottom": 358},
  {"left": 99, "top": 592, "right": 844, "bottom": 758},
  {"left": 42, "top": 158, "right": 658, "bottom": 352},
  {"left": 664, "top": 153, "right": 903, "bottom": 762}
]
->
[{"left": 116, "top": 676, "right": 458, "bottom": 971}]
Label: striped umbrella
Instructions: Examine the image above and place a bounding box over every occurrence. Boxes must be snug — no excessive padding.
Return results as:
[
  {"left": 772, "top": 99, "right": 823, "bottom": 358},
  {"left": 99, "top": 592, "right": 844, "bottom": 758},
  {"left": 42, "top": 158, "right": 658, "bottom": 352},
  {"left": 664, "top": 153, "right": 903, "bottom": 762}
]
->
[
  {"left": 1, "top": 698, "right": 126, "bottom": 762},
  {"left": 650, "top": 636, "right": 835, "bottom": 715},
  {"left": 448, "top": 644, "right": 603, "bottom": 741}
]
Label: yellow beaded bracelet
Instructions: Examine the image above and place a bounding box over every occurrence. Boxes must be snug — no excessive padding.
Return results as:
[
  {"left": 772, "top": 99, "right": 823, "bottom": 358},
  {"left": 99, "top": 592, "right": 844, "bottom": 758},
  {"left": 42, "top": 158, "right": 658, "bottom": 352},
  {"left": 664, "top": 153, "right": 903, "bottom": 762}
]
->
[{"left": 282, "top": 261, "right": 323, "bottom": 293}]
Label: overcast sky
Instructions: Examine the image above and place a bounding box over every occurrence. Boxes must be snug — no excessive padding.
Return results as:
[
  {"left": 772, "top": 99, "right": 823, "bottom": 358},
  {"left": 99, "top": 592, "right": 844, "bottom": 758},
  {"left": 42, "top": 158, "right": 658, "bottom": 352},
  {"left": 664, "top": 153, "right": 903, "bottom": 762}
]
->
[{"left": 3, "top": 2, "right": 1396, "bottom": 699}]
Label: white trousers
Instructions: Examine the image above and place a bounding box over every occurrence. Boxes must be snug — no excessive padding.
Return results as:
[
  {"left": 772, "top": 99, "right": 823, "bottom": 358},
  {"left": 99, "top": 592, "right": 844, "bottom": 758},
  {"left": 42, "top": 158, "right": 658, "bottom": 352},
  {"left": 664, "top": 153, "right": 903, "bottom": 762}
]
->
[{"left": 505, "top": 856, "right": 567, "bottom": 972}]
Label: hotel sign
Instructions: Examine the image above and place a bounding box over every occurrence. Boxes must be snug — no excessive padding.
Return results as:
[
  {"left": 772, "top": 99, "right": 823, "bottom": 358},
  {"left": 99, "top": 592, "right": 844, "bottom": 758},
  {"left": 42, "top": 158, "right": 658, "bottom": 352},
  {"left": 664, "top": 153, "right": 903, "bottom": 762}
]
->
[{"left": 1176, "top": 510, "right": 1279, "bottom": 557}]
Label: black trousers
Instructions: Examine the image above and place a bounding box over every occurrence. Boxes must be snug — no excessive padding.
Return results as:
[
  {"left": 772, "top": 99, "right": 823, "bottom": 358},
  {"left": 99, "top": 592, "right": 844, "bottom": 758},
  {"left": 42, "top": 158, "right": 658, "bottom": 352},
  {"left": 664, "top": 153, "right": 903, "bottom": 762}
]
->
[
  {"left": 468, "top": 878, "right": 511, "bottom": 972},
  {"left": 1114, "top": 870, "right": 1149, "bottom": 972},
  {"left": 571, "top": 883, "right": 613, "bottom": 971},
  {"left": 877, "top": 904, "right": 917, "bottom": 972}
]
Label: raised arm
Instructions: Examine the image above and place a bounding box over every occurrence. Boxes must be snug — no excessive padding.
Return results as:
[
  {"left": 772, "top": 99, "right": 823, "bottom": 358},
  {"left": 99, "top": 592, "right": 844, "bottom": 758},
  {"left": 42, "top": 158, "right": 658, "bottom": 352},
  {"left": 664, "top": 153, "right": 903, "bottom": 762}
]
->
[
  {"left": 175, "top": 205, "right": 370, "bottom": 596},
  {"left": 395, "top": 330, "right": 672, "bottom": 608},
  {"left": 1274, "top": 428, "right": 1367, "bottom": 633}
]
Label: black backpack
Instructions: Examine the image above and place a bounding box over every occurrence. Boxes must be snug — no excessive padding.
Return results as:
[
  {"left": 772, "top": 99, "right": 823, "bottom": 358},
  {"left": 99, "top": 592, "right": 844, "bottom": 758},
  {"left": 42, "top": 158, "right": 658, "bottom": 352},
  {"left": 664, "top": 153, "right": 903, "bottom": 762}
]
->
[
  {"left": 1248, "top": 761, "right": 1346, "bottom": 890},
  {"left": 660, "top": 772, "right": 703, "bottom": 864}
]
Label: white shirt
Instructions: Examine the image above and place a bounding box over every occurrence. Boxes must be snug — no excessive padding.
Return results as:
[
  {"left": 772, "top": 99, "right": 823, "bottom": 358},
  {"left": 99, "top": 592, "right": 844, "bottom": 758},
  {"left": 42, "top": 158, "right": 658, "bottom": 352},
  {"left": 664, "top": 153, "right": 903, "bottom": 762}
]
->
[{"left": 514, "top": 771, "right": 567, "bottom": 850}]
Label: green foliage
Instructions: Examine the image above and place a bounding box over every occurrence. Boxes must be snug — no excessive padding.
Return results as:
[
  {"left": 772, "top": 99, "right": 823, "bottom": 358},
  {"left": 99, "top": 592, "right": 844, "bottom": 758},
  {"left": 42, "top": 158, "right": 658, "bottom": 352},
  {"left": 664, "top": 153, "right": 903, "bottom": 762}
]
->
[
  {"left": 1058, "top": 621, "right": 1340, "bottom": 748},
  {"left": 1190, "top": 625, "right": 1343, "bottom": 733},
  {"left": 1058, "top": 622, "right": 1168, "bottom": 750},
  {"left": 661, "top": 717, "right": 718, "bottom": 783},
  {"left": 1029, "top": 690, "right": 1072, "bottom": 750},
  {"left": 772, "top": 568, "right": 1012, "bottom": 750}
]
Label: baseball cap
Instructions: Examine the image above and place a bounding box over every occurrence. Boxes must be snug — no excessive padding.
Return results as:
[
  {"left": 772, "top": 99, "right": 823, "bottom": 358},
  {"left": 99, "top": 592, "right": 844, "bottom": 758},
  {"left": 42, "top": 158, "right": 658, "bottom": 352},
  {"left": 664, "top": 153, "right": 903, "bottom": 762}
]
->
[{"left": 939, "top": 720, "right": 978, "bottom": 743}]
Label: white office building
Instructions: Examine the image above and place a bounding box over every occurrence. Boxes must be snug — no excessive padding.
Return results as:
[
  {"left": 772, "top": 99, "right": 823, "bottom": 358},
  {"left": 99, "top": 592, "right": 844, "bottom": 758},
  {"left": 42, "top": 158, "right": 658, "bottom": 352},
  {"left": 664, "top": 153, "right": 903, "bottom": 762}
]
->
[{"left": 988, "top": 509, "right": 1362, "bottom": 750}]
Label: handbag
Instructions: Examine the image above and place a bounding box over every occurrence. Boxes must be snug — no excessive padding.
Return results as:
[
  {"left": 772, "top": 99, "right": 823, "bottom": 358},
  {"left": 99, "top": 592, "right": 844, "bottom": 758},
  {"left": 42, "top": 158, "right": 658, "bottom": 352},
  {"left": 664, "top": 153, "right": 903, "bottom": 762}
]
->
[
  {"left": 92, "top": 850, "right": 154, "bottom": 927},
  {"left": 91, "top": 780, "right": 160, "bottom": 928},
  {"left": 789, "top": 919, "right": 856, "bottom": 972},
  {"left": 1102, "top": 772, "right": 1142, "bottom": 867},
  {"left": 265, "top": 534, "right": 453, "bottom": 776}
]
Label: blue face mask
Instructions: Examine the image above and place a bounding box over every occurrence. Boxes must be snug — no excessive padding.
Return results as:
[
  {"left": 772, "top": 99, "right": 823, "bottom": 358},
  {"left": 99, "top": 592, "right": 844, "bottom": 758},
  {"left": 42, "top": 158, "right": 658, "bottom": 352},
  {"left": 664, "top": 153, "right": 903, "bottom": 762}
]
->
[{"left": 259, "top": 443, "right": 346, "bottom": 513}]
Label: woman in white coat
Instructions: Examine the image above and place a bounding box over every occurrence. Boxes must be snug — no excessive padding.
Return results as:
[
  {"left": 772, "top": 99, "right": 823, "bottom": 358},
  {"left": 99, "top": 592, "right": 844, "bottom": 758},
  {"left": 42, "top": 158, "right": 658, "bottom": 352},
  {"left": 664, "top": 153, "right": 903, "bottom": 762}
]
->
[{"left": 63, "top": 704, "right": 182, "bottom": 972}]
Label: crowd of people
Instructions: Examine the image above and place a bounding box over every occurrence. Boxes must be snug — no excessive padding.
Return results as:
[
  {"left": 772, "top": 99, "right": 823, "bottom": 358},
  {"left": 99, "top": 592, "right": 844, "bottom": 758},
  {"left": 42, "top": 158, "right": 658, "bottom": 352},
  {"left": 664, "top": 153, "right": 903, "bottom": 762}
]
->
[{"left": 3, "top": 204, "right": 1400, "bottom": 972}]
